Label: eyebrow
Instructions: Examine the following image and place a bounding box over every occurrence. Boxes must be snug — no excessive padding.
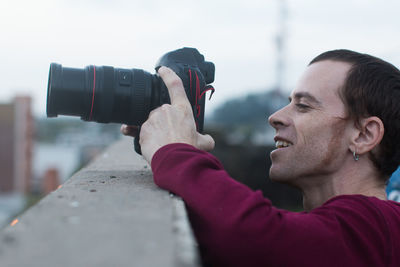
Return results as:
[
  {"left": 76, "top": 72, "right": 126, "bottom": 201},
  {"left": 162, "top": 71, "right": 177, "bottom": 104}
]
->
[{"left": 289, "top": 92, "right": 322, "bottom": 106}]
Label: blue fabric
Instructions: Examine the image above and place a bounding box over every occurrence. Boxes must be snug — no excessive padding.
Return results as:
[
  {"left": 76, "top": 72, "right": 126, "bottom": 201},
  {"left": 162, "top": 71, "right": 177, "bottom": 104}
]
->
[{"left": 387, "top": 167, "right": 400, "bottom": 202}]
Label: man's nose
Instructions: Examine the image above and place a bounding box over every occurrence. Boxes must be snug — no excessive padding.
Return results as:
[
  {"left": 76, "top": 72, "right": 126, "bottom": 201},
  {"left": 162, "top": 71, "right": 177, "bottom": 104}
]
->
[{"left": 268, "top": 106, "right": 289, "bottom": 129}]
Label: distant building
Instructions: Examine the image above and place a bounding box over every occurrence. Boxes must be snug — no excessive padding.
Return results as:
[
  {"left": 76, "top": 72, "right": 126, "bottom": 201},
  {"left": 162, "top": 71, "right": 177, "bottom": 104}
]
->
[
  {"left": 42, "top": 168, "right": 60, "bottom": 194},
  {"left": 0, "top": 96, "right": 33, "bottom": 194}
]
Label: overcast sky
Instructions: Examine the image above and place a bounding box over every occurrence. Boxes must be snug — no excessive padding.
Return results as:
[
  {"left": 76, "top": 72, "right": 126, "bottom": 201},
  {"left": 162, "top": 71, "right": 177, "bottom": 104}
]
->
[{"left": 1, "top": 0, "right": 400, "bottom": 117}]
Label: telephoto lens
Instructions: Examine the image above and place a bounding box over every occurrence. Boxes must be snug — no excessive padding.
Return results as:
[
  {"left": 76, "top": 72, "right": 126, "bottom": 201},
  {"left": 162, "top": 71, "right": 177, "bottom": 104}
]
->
[
  {"left": 46, "top": 47, "right": 215, "bottom": 132},
  {"left": 47, "top": 64, "right": 156, "bottom": 126}
]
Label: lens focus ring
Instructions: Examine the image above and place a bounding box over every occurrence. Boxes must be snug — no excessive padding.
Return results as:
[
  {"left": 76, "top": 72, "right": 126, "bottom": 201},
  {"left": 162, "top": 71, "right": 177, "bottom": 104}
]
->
[{"left": 131, "top": 70, "right": 146, "bottom": 125}]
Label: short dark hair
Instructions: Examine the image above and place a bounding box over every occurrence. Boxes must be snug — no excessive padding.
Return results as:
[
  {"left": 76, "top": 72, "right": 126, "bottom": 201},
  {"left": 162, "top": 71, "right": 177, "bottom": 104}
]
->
[{"left": 310, "top": 49, "right": 400, "bottom": 179}]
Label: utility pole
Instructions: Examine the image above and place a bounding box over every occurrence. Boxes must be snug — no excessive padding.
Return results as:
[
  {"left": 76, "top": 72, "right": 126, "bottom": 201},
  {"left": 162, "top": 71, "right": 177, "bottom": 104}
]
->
[{"left": 275, "top": 0, "right": 287, "bottom": 93}]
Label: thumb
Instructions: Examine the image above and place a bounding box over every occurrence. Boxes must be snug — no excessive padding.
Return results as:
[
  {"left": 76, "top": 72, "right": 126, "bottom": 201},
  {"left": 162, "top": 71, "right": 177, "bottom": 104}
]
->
[{"left": 196, "top": 133, "right": 215, "bottom": 152}]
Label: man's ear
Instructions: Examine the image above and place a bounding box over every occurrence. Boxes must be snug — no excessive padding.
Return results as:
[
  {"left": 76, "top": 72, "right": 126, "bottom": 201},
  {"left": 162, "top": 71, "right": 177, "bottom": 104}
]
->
[{"left": 350, "top": 116, "right": 384, "bottom": 155}]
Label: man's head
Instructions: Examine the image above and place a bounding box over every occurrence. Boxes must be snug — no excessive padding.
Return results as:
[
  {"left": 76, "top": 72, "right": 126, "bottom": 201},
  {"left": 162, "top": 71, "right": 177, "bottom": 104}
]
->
[
  {"left": 310, "top": 50, "right": 400, "bottom": 179},
  {"left": 268, "top": 49, "right": 400, "bottom": 187}
]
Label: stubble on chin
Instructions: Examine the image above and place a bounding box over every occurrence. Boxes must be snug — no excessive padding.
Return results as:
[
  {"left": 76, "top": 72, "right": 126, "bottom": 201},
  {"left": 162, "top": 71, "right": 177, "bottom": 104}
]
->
[
  {"left": 268, "top": 155, "right": 296, "bottom": 185},
  {"left": 269, "top": 118, "right": 347, "bottom": 185}
]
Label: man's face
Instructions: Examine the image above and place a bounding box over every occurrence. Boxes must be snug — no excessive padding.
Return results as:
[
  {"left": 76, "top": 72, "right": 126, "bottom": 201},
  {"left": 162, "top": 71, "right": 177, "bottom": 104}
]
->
[{"left": 268, "top": 60, "right": 353, "bottom": 187}]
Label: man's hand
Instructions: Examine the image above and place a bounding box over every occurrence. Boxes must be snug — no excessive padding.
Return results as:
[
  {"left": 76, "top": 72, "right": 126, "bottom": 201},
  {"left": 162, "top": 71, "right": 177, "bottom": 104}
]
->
[{"left": 121, "top": 66, "right": 215, "bottom": 163}]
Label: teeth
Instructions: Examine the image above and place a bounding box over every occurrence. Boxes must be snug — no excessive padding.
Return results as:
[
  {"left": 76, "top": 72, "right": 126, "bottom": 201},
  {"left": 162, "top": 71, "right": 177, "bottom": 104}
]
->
[{"left": 275, "top": 140, "right": 292, "bottom": 148}]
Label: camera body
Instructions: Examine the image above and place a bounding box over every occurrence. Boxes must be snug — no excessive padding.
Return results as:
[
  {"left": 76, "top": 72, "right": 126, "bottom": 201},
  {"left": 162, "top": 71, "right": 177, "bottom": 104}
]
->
[
  {"left": 47, "top": 47, "right": 215, "bottom": 133},
  {"left": 154, "top": 48, "right": 215, "bottom": 132},
  {"left": 156, "top": 47, "right": 214, "bottom": 86}
]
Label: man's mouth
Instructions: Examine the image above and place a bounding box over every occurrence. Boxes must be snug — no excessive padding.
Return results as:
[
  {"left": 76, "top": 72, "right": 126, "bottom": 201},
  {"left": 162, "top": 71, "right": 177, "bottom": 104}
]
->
[{"left": 275, "top": 140, "right": 293, "bottom": 149}]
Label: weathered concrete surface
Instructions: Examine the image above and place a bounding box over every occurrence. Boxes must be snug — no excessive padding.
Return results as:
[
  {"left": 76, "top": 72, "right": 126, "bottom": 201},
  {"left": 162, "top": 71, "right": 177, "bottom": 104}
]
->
[{"left": 0, "top": 137, "right": 200, "bottom": 267}]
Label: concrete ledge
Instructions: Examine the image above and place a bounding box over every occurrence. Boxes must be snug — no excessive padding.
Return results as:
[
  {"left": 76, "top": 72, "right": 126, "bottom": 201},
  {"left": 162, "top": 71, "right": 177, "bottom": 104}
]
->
[{"left": 0, "top": 137, "right": 200, "bottom": 267}]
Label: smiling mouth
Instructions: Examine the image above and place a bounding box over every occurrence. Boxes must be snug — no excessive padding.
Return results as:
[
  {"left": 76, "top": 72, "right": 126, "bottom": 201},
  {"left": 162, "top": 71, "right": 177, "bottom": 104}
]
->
[{"left": 275, "top": 140, "right": 293, "bottom": 148}]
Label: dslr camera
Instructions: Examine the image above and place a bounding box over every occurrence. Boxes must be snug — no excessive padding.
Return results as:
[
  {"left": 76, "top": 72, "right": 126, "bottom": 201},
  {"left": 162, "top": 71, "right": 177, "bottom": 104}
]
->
[{"left": 46, "top": 47, "right": 215, "bottom": 153}]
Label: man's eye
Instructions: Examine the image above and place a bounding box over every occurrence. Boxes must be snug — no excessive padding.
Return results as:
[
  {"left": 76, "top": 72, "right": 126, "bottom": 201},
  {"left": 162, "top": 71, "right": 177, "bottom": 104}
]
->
[{"left": 295, "top": 104, "right": 310, "bottom": 110}]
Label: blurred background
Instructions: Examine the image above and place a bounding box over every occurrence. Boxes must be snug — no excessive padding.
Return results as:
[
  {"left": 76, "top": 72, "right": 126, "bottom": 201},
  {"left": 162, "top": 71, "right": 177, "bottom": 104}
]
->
[{"left": 1, "top": 0, "right": 400, "bottom": 227}]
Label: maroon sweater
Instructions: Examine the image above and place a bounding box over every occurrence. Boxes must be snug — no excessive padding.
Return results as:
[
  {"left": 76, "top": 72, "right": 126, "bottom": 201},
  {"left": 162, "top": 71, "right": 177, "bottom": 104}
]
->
[{"left": 151, "top": 143, "right": 400, "bottom": 267}]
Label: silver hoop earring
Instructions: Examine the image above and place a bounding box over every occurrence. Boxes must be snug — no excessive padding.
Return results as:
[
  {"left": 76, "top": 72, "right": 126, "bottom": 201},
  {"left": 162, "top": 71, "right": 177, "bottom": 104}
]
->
[{"left": 353, "top": 151, "right": 359, "bottom": 161}]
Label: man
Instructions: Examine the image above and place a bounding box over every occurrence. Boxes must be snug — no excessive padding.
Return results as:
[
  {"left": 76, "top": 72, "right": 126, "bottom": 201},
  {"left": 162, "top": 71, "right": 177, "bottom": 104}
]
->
[{"left": 122, "top": 50, "right": 400, "bottom": 266}]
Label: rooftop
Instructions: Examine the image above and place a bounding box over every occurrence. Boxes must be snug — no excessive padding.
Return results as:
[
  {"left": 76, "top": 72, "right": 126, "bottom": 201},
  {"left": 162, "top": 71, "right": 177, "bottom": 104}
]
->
[{"left": 0, "top": 137, "right": 200, "bottom": 267}]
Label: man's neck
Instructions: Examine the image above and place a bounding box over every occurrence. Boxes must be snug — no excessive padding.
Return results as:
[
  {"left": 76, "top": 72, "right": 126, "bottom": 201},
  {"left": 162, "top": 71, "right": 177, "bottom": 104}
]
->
[{"left": 299, "top": 160, "right": 387, "bottom": 211}]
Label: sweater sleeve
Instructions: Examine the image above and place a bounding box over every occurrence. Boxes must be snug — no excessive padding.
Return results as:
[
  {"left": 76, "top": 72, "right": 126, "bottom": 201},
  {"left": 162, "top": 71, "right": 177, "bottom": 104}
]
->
[{"left": 150, "top": 143, "right": 388, "bottom": 267}]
